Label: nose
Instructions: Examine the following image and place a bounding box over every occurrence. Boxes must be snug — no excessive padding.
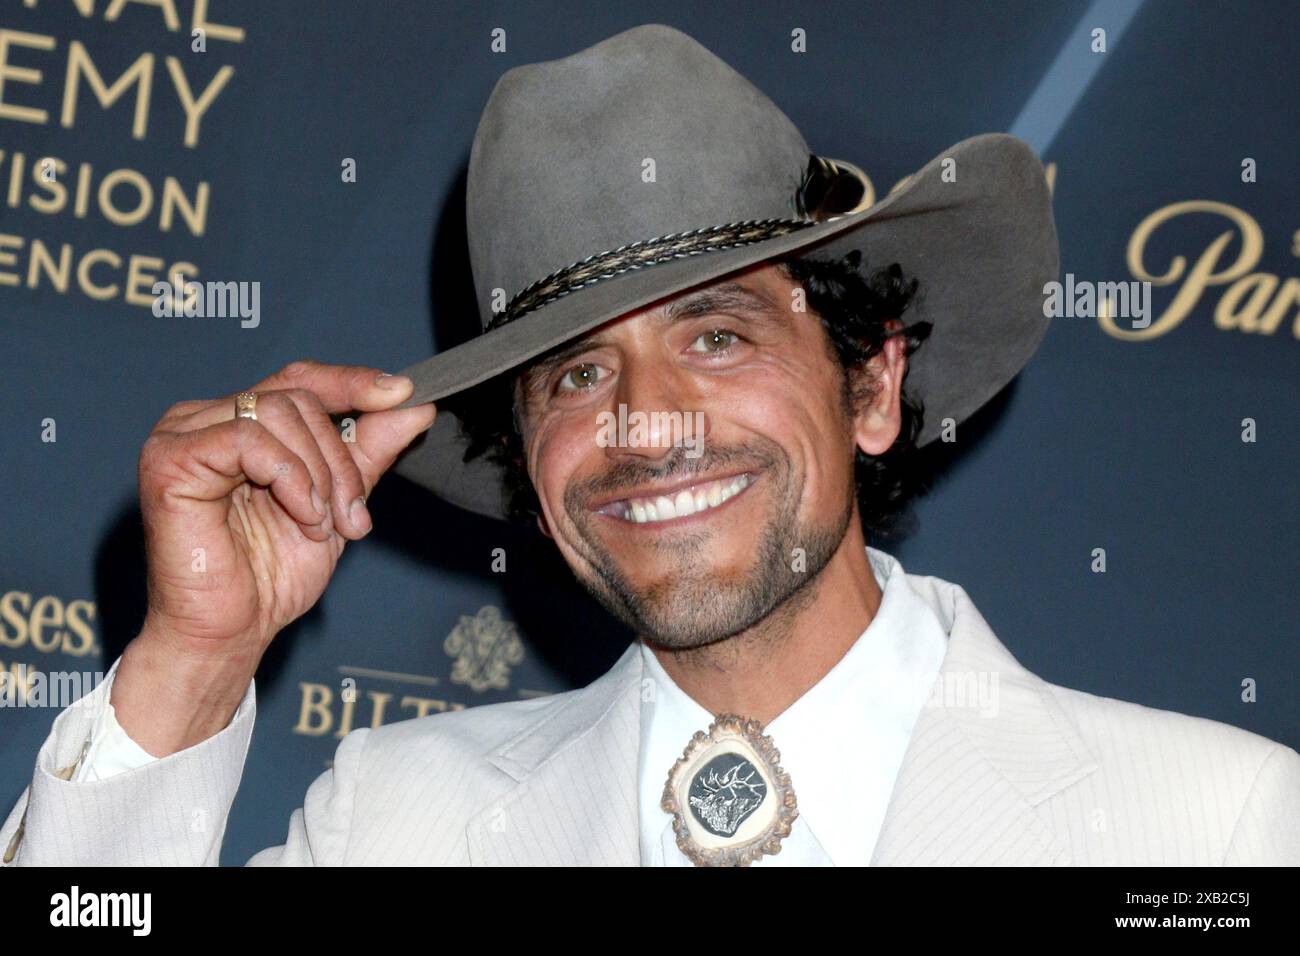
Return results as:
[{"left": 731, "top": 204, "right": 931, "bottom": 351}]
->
[{"left": 603, "top": 355, "right": 711, "bottom": 462}]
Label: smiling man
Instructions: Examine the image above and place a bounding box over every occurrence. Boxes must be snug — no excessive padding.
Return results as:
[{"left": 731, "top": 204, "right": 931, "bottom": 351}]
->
[{"left": 4, "top": 24, "right": 1297, "bottom": 868}]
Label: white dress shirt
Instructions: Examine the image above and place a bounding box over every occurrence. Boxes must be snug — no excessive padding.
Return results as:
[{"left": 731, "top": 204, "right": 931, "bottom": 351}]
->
[
  {"left": 72, "top": 671, "right": 163, "bottom": 782},
  {"left": 637, "top": 546, "right": 949, "bottom": 865}
]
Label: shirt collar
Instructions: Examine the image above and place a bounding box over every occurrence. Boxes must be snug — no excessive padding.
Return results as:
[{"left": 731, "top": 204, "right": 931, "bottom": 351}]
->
[{"left": 636, "top": 546, "right": 950, "bottom": 865}]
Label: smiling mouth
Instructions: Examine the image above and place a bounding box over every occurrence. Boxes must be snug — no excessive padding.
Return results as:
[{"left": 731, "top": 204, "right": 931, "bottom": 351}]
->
[{"left": 594, "top": 472, "right": 756, "bottom": 525}]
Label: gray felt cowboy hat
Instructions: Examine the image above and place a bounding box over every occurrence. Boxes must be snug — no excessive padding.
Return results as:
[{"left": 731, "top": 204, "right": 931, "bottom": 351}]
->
[{"left": 390, "top": 23, "right": 1058, "bottom": 519}]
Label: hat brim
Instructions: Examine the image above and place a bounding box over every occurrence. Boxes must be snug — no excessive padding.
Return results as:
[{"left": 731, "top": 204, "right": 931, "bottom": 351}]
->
[{"left": 389, "top": 132, "right": 1058, "bottom": 520}]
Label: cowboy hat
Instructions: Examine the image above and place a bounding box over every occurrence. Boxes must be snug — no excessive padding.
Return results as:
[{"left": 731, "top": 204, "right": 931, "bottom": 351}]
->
[{"left": 389, "top": 23, "right": 1058, "bottom": 519}]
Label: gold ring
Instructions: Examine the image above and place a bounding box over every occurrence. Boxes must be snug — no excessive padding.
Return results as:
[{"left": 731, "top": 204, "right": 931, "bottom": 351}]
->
[{"left": 235, "top": 391, "right": 258, "bottom": 421}]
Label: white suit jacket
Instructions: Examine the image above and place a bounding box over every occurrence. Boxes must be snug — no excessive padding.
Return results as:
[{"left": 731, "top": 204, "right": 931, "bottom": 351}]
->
[{"left": 3, "top": 568, "right": 1297, "bottom": 866}]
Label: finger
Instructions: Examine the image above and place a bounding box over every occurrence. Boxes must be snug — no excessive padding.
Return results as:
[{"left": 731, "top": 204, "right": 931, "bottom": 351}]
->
[
  {"left": 243, "top": 391, "right": 338, "bottom": 533},
  {"left": 349, "top": 403, "right": 439, "bottom": 498},
  {"left": 153, "top": 419, "right": 332, "bottom": 542},
  {"left": 154, "top": 396, "right": 234, "bottom": 435},
  {"left": 251, "top": 360, "right": 414, "bottom": 414},
  {"left": 161, "top": 363, "right": 416, "bottom": 434},
  {"left": 280, "top": 388, "right": 371, "bottom": 538}
]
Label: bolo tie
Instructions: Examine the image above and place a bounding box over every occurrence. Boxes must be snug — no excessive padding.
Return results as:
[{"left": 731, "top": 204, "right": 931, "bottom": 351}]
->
[{"left": 660, "top": 714, "right": 798, "bottom": 866}]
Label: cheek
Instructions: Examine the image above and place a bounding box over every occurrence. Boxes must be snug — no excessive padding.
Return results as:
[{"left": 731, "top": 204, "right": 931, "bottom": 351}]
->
[
  {"left": 800, "top": 376, "right": 858, "bottom": 500},
  {"left": 754, "top": 358, "right": 852, "bottom": 504},
  {"left": 528, "top": 413, "right": 598, "bottom": 519},
  {"left": 720, "top": 355, "right": 853, "bottom": 511}
]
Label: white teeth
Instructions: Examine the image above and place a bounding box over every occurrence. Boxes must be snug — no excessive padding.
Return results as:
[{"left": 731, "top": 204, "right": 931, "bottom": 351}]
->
[{"left": 614, "top": 474, "right": 753, "bottom": 524}]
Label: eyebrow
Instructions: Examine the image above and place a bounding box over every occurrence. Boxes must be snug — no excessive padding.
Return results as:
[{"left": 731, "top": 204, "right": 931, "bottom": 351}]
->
[
  {"left": 520, "top": 280, "right": 782, "bottom": 393},
  {"left": 664, "top": 281, "right": 783, "bottom": 322}
]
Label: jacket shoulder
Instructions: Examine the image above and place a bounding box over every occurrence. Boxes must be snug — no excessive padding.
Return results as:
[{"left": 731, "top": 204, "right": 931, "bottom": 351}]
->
[
  {"left": 1044, "top": 679, "right": 1288, "bottom": 761},
  {"left": 1041, "top": 680, "right": 1300, "bottom": 863}
]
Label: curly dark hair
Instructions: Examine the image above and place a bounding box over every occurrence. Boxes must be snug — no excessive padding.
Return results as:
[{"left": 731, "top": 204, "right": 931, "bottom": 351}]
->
[{"left": 444, "top": 249, "right": 933, "bottom": 540}]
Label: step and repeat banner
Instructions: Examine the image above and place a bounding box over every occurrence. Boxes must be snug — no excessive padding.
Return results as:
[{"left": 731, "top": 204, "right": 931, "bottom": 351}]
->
[{"left": 1, "top": 1, "right": 1295, "bottom": 864}]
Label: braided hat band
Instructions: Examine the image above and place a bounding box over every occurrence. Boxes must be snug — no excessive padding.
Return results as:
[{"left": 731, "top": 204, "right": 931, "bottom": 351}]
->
[{"left": 489, "top": 218, "right": 818, "bottom": 330}]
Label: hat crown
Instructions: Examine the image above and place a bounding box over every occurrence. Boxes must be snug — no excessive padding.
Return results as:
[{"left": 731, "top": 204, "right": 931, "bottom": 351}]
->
[{"left": 466, "top": 24, "right": 811, "bottom": 329}]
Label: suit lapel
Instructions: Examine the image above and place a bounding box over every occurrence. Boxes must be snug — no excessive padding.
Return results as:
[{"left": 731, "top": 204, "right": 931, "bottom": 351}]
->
[
  {"left": 467, "top": 644, "right": 643, "bottom": 865},
  {"left": 870, "top": 573, "right": 1099, "bottom": 865}
]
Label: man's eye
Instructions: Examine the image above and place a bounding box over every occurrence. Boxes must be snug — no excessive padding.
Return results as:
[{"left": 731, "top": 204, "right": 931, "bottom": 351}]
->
[
  {"left": 556, "top": 362, "right": 606, "bottom": 392},
  {"left": 689, "top": 329, "right": 739, "bottom": 353}
]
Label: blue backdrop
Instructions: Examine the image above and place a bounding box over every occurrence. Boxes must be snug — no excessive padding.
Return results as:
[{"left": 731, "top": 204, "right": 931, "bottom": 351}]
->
[{"left": 1, "top": 0, "right": 1295, "bottom": 865}]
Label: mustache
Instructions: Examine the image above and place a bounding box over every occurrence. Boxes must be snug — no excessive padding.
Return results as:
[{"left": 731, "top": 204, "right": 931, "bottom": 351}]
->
[{"left": 566, "top": 439, "right": 781, "bottom": 510}]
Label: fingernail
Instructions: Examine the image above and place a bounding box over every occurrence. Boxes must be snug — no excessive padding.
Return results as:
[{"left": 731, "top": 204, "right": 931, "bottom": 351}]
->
[
  {"left": 310, "top": 487, "right": 325, "bottom": 518},
  {"left": 349, "top": 496, "right": 371, "bottom": 533},
  {"left": 375, "top": 373, "right": 411, "bottom": 391}
]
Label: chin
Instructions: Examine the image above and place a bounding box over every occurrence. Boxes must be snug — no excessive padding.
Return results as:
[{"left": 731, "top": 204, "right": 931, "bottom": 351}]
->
[{"left": 581, "top": 548, "right": 778, "bottom": 649}]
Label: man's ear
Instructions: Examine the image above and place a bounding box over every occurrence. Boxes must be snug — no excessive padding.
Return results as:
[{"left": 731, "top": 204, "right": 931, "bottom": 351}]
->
[
  {"left": 536, "top": 511, "right": 554, "bottom": 539},
  {"left": 851, "top": 320, "right": 907, "bottom": 457}
]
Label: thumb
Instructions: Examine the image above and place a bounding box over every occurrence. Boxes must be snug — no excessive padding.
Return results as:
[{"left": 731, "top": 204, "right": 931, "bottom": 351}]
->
[{"left": 351, "top": 403, "right": 438, "bottom": 496}]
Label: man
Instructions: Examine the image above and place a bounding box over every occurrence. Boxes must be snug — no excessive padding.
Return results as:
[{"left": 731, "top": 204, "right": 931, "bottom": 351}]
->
[{"left": 3, "top": 24, "right": 1296, "bottom": 866}]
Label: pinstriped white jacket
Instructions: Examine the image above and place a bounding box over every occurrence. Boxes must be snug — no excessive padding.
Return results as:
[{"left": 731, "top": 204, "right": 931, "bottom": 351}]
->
[{"left": 3, "top": 568, "right": 1298, "bottom": 866}]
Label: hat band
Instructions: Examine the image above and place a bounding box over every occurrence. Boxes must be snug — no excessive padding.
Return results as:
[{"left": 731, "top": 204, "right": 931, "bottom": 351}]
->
[{"left": 487, "top": 216, "right": 819, "bottom": 330}]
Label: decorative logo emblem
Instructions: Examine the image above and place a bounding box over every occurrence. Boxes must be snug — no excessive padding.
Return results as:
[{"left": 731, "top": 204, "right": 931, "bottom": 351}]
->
[
  {"left": 443, "top": 606, "right": 524, "bottom": 693},
  {"left": 662, "top": 714, "right": 797, "bottom": 867},
  {"left": 689, "top": 754, "right": 767, "bottom": 836}
]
